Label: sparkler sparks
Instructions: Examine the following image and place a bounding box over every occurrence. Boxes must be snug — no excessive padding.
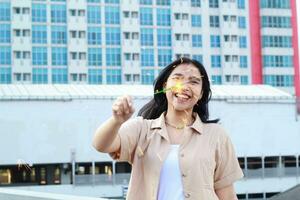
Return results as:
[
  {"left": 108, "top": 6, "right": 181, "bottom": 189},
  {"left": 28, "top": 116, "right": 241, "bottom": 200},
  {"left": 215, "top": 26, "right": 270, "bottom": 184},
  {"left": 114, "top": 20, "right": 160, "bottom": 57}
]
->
[
  {"left": 154, "top": 80, "right": 184, "bottom": 95},
  {"left": 17, "top": 159, "right": 32, "bottom": 172}
]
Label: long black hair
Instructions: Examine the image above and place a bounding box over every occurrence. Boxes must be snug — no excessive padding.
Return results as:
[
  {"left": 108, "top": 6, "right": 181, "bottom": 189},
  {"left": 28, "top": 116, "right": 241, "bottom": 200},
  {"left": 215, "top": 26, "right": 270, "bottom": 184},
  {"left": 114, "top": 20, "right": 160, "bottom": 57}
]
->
[{"left": 137, "top": 57, "right": 219, "bottom": 123}]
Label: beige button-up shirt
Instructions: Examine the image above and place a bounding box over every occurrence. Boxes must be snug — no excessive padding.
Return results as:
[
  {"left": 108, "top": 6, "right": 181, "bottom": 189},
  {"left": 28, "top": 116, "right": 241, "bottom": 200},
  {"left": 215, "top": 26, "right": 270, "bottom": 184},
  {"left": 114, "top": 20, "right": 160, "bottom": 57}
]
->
[{"left": 110, "top": 112, "right": 244, "bottom": 200}]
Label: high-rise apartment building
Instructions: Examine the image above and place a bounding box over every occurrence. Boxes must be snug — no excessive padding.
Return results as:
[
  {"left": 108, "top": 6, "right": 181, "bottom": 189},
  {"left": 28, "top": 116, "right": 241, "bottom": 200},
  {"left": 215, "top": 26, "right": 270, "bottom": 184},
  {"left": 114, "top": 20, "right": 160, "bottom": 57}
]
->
[{"left": 0, "top": 0, "right": 299, "bottom": 97}]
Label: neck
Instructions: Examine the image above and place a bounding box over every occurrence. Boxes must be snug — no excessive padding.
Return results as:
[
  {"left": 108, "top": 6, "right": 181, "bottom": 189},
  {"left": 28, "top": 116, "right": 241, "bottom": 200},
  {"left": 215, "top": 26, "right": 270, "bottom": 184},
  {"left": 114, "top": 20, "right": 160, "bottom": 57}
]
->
[{"left": 165, "top": 107, "right": 194, "bottom": 126}]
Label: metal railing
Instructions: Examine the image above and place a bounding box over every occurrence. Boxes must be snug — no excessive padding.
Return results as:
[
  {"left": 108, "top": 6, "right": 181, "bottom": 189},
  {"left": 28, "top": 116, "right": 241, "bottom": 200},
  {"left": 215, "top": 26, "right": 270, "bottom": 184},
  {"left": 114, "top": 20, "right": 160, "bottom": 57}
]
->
[{"left": 74, "top": 173, "right": 130, "bottom": 186}]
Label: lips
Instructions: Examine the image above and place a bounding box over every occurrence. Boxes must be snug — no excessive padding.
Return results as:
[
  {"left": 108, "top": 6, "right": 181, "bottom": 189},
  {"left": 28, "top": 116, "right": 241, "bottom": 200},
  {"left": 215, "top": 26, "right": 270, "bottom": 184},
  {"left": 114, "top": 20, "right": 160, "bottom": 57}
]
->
[{"left": 174, "top": 92, "right": 191, "bottom": 101}]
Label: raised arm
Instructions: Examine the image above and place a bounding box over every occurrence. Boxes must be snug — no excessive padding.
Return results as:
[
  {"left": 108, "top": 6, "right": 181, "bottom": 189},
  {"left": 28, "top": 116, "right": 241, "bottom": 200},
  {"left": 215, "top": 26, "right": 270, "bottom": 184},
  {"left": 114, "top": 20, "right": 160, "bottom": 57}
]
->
[{"left": 92, "top": 95, "right": 135, "bottom": 153}]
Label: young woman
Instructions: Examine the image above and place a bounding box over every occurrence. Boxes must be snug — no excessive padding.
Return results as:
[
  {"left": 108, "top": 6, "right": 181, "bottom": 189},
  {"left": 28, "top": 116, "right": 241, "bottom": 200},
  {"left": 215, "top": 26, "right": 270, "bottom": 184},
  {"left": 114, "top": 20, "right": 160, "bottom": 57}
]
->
[{"left": 93, "top": 57, "right": 243, "bottom": 200}]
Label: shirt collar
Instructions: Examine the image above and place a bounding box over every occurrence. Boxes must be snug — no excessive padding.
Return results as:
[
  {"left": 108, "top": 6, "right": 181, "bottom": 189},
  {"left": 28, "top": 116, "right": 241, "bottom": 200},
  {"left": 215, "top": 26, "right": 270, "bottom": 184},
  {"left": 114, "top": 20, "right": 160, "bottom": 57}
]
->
[{"left": 150, "top": 111, "right": 204, "bottom": 135}]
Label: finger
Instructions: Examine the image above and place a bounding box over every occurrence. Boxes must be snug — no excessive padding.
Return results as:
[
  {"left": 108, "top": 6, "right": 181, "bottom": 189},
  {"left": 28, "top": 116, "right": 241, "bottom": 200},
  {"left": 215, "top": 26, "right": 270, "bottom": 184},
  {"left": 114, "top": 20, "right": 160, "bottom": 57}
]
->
[{"left": 122, "top": 96, "right": 130, "bottom": 114}]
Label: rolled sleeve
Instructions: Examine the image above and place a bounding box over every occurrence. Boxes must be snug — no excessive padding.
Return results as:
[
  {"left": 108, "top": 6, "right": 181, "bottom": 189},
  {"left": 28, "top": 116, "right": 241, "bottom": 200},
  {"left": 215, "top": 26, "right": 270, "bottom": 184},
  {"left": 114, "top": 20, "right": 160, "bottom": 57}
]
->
[
  {"left": 214, "top": 130, "right": 244, "bottom": 190},
  {"left": 109, "top": 117, "right": 143, "bottom": 164}
]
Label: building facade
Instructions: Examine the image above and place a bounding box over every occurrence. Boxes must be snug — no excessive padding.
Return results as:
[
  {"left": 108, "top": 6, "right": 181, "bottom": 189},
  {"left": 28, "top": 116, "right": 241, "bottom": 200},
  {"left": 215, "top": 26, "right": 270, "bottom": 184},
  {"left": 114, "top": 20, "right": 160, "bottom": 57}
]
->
[{"left": 0, "top": 0, "right": 299, "bottom": 95}]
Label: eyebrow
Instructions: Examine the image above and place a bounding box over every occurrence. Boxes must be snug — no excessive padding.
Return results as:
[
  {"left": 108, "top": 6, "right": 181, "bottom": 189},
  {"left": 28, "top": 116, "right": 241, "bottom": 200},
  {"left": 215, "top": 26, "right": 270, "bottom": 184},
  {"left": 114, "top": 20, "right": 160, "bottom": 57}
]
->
[{"left": 171, "top": 73, "right": 203, "bottom": 81}]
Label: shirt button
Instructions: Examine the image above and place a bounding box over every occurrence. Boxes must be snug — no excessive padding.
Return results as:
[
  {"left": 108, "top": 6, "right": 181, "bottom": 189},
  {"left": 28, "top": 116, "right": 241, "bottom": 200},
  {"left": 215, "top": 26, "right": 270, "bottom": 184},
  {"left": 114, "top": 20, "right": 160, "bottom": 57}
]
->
[
  {"left": 182, "top": 173, "right": 187, "bottom": 177},
  {"left": 185, "top": 193, "right": 191, "bottom": 198}
]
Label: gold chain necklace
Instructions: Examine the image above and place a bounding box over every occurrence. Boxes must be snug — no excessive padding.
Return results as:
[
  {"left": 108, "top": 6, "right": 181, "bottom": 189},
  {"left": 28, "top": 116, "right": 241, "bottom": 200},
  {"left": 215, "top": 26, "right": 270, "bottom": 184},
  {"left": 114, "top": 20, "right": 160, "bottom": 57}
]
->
[{"left": 165, "top": 121, "right": 185, "bottom": 130}]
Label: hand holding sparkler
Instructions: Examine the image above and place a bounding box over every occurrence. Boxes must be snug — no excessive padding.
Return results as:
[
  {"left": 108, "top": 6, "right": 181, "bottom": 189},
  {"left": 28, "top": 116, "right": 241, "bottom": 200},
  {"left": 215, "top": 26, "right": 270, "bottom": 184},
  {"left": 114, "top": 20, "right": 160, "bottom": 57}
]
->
[{"left": 112, "top": 95, "right": 135, "bottom": 124}]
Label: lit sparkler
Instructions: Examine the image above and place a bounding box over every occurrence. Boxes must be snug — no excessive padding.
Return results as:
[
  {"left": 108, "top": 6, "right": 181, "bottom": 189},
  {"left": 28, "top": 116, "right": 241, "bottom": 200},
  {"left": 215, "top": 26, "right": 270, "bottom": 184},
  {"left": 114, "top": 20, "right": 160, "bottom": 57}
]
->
[{"left": 17, "top": 159, "right": 32, "bottom": 172}]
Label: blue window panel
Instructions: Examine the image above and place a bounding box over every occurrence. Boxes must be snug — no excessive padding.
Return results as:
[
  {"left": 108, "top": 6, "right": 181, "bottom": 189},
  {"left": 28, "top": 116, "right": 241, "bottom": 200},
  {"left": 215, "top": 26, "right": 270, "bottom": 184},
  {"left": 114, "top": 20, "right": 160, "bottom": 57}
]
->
[
  {"left": 238, "top": 16, "right": 246, "bottom": 28},
  {"left": 51, "top": 4, "right": 66, "bottom": 23},
  {"left": 105, "top": 0, "right": 119, "bottom": 3},
  {"left": 156, "top": 0, "right": 170, "bottom": 6},
  {"left": 32, "top": 68, "right": 48, "bottom": 84},
  {"left": 88, "top": 48, "right": 102, "bottom": 66},
  {"left": 140, "top": 28, "right": 153, "bottom": 46},
  {"left": 191, "top": 0, "right": 201, "bottom": 7},
  {"left": 157, "top": 8, "right": 171, "bottom": 26},
  {"left": 237, "top": 0, "right": 245, "bottom": 9},
  {"left": 263, "top": 75, "right": 293, "bottom": 87},
  {"left": 32, "top": 3, "right": 47, "bottom": 22},
  {"left": 140, "top": 7, "right": 153, "bottom": 25},
  {"left": 32, "top": 25, "right": 47, "bottom": 44},
  {"left": 209, "top": 0, "right": 219, "bottom": 8},
  {"left": 141, "top": 48, "right": 154, "bottom": 66},
  {"left": 140, "top": 0, "right": 152, "bottom": 5},
  {"left": 105, "top": 6, "right": 120, "bottom": 24},
  {"left": 260, "top": 0, "right": 290, "bottom": 9},
  {"left": 88, "top": 69, "right": 102, "bottom": 84},
  {"left": 211, "top": 55, "right": 221, "bottom": 68},
  {"left": 210, "top": 35, "right": 220, "bottom": 47},
  {"left": 262, "top": 36, "right": 292, "bottom": 48},
  {"left": 52, "top": 47, "right": 67, "bottom": 66},
  {"left": 192, "top": 55, "right": 203, "bottom": 63},
  {"left": 240, "top": 55, "right": 247, "bottom": 68},
  {"left": 157, "top": 29, "right": 171, "bottom": 46},
  {"left": 52, "top": 68, "right": 68, "bottom": 84},
  {"left": 192, "top": 34, "right": 202, "bottom": 47},
  {"left": 87, "top": 6, "right": 101, "bottom": 24},
  {"left": 51, "top": 0, "right": 66, "bottom": 2},
  {"left": 51, "top": 26, "right": 67, "bottom": 44},
  {"left": 263, "top": 55, "right": 293, "bottom": 67},
  {"left": 211, "top": 75, "right": 222, "bottom": 85},
  {"left": 0, "top": 67, "right": 11, "bottom": 83},
  {"left": 191, "top": 15, "right": 201, "bottom": 27},
  {"left": 141, "top": 69, "right": 154, "bottom": 85},
  {"left": 88, "top": 27, "right": 101, "bottom": 45},
  {"left": 0, "top": 2, "right": 10, "bottom": 21},
  {"left": 105, "top": 27, "right": 120, "bottom": 45},
  {"left": 106, "top": 48, "right": 121, "bottom": 66},
  {"left": 209, "top": 15, "right": 219, "bottom": 27},
  {"left": 239, "top": 36, "right": 247, "bottom": 48},
  {"left": 240, "top": 75, "right": 248, "bottom": 85},
  {"left": 0, "top": 46, "right": 11, "bottom": 65},
  {"left": 106, "top": 68, "right": 121, "bottom": 84},
  {"left": 0, "top": 24, "right": 10, "bottom": 43},
  {"left": 87, "top": 0, "right": 101, "bottom": 2},
  {"left": 261, "top": 16, "right": 291, "bottom": 28},
  {"left": 32, "top": 47, "right": 47, "bottom": 65},
  {"left": 158, "top": 49, "right": 172, "bottom": 67}
]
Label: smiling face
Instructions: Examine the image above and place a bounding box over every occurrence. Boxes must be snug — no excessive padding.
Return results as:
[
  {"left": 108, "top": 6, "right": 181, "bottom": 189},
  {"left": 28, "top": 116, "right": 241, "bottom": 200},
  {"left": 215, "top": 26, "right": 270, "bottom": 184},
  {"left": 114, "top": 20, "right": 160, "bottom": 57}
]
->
[{"left": 164, "top": 63, "right": 203, "bottom": 112}]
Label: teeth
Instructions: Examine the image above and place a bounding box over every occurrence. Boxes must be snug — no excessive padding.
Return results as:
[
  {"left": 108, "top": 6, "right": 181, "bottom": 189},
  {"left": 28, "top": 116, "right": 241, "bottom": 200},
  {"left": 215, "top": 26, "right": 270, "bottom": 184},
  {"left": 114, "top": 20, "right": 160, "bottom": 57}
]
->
[{"left": 176, "top": 94, "right": 189, "bottom": 99}]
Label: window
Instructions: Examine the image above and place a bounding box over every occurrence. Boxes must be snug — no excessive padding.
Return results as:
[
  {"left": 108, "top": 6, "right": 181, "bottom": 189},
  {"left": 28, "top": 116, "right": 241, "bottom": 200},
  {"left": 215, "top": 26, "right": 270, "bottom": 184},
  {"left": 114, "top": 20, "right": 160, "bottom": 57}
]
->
[
  {"left": 261, "top": 16, "right": 291, "bottom": 28},
  {"left": 156, "top": 8, "right": 171, "bottom": 26},
  {"left": 140, "top": 0, "right": 152, "bottom": 5},
  {"left": 156, "top": 0, "right": 170, "bottom": 6},
  {"left": 238, "top": 16, "right": 246, "bottom": 28},
  {"left": 51, "top": 26, "right": 67, "bottom": 44},
  {"left": 140, "top": 7, "right": 153, "bottom": 25},
  {"left": 32, "top": 68, "right": 48, "bottom": 84},
  {"left": 211, "top": 75, "right": 222, "bottom": 85},
  {"left": 240, "top": 76, "right": 248, "bottom": 85},
  {"left": 88, "top": 27, "right": 101, "bottom": 45},
  {"left": 0, "top": 24, "right": 10, "bottom": 43},
  {"left": 106, "top": 69, "right": 121, "bottom": 84},
  {"left": 192, "top": 55, "right": 203, "bottom": 63},
  {"left": 141, "top": 28, "right": 153, "bottom": 46},
  {"left": 191, "top": 15, "right": 201, "bottom": 27},
  {"left": 88, "top": 48, "right": 102, "bottom": 66},
  {"left": 106, "top": 48, "right": 121, "bottom": 66},
  {"left": 209, "top": 0, "right": 219, "bottom": 8},
  {"left": 32, "top": 3, "right": 47, "bottom": 22},
  {"left": 141, "top": 48, "right": 154, "bottom": 66},
  {"left": 0, "top": 46, "right": 11, "bottom": 65},
  {"left": 32, "top": 25, "right": 47, "bottom": 44},
  {"left": 237, "top": 0, "right": 245, "bottom": 9},
  {"left": 261, "top": 0, "right": 290, "bottom": 9},
  {"left": 264, "top": 156, "right": 279, "bottom": 177},
  {"left": 51, "top": 4, "right": 66, "bottom": 23},
  {"left": 87, "top": 6, "right": 101, "bottom": 24},
  {"left": 157, "top": 29, "right": 171, "bottom": 46},
  {"left": 191, "top": 0, "right": 201, "bottom": 7},
  {"left": 105, "top": 27, "right": 120, "bottom": 45},
  {"left": 52, "top": 47, "right": 67, "bottom": 66},
  {"left": 210, "top": 16, "right": 219, "bottom": 28},
  {"left": 88, "top": 69, "right": 102, "bottom": 84},
  {"left": 192, "top": 34, "right": 202, "bottom": 47},
  {"left": 262, "top": 36, "right": 292, "bottom": 48},
  {"left": 240, "top": 56, "right": 247, "bottom": 68},
  {"left": 239, "top": 36, "right": 247, "bottom": 48},
  {"left": 263, "top": 55, "right": 293, "bottom": 67},
  {"left": 247, "top": 157, "right": 263, "bottom": 178},
  {"left": 105, "top": 6, "right": 120, "bottom": 24},
  {"left": 158, "top": 49, "right": 172, "bottom": 67},
  {"left": 32, "top": 47, "right": 47, "bottom": 65},
  {"left": 0, "top": 67, "right": 11, "bottom": 83},
  {"left": 141, "top": 69, "right": 154, "bottom": 84},
  {"left": 0, "top": 2, "right": 10, "bottom": 21},
  {"left": 105, "top": 0, "right": 120, "bottom": 3},
  {"left": 211, "top": 55, "right": 221, "bottom": 68},
  {"left": 210, "top": 35, "right": 220, "bottom": 47},
  {"left": 87, "top": 0, "right": 101, "bottom": 2},
  {"left": 263, "top": 75, "right": 294, "bottom": 87},
  {"left": 52, "top": 68, "right": 68, "bottom": 84}
]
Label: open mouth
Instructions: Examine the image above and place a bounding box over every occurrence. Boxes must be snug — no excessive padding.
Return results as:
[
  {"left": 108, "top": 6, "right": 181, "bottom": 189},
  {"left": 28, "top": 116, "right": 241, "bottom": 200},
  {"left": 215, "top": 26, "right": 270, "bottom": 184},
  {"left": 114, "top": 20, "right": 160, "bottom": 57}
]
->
[{"left": 174, "top": 93, "right": 191, "bottom": 101}]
